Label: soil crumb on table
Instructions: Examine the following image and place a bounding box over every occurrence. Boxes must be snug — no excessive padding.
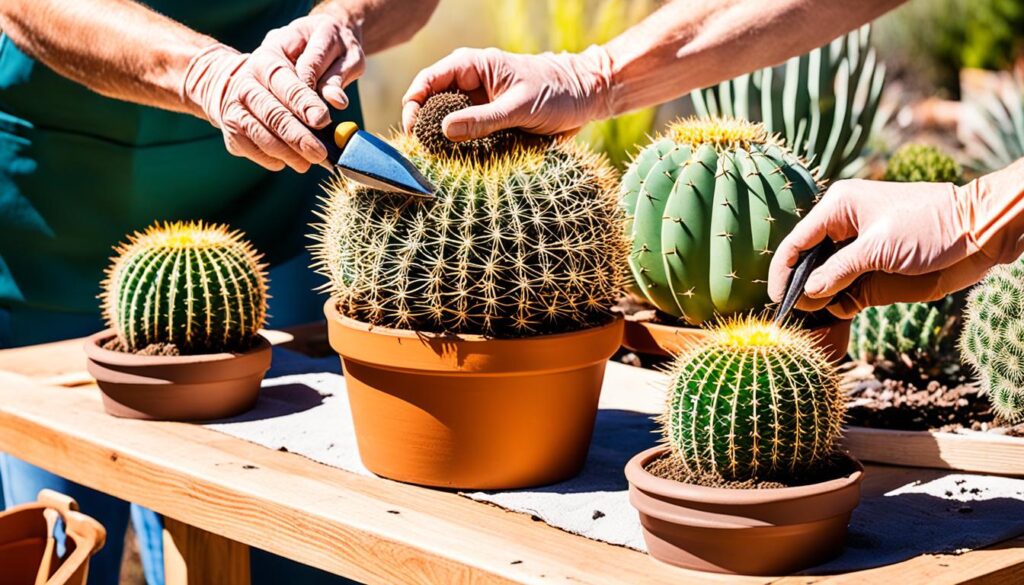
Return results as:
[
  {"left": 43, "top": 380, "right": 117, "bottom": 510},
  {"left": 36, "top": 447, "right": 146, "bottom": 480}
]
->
[{"left": 644, "top": 451, "right": 858, "bottom": 489}]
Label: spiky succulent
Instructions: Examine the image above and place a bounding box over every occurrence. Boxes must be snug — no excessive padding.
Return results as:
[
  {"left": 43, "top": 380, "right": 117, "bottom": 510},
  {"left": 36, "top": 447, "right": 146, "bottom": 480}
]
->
[
  {"left": 884, "top": 143, "right": 963, "bottom": 183},
  {"left": 102, "top": 221, "right": 268, "bottom": 354},
  {"left": 664, "top": 315, "right": 845, "bottom": 481},
  {"left": 959, "top": 71, "right": 1024, "bottom": 173},
  {"left": 692, "top": 25, "right": 886, "bottom": 182},
  {"left": 313, "top": 100, "right": 625, "bottom": 337},
  {"left": 622, "top": 117, "right": 819, "bottom": 325},
  {"left": 960, "top": 257, "right": 1024, "bottom": 422}
]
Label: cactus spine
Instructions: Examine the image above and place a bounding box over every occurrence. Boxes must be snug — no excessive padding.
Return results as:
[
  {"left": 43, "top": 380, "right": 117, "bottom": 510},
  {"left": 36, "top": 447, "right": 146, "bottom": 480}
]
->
[
  {"left": 663, "top": 315, "right": 845, "bottom": 480},
  {"left": 313, "top": 104, "right": 625, "bottom": 337},
  {"left": 960, "top": 257, "right": 1024, "bottom": 422},
  {"left": 622, "top": 117, "right": 819, "bottom": 325},
  {"left": 692, "top": 26, "right": 886, "bottom": 182},
  {"left": 102, "top": 221, "right": 267, "bottom": 354}
]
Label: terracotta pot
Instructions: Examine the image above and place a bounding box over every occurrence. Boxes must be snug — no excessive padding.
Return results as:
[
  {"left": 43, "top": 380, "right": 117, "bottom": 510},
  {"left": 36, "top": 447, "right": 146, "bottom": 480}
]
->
[
  {"left": 622, "top": 318, "right": 852, "bottom": 363},
  {"left": 626, "top": 446, "right": 863, "bottom": 575},
  {"left": 325, "top": 299, "right": 624, "bottom": 489},
  {"left": 84, "top": 330, "right": 270, "bottom": 421}
]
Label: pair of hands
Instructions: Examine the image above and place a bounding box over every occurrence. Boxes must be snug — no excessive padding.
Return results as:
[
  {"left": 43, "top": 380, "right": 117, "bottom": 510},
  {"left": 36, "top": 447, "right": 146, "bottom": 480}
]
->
[{"left": 182, "top": 14, "right": 364, "bottom": 172}]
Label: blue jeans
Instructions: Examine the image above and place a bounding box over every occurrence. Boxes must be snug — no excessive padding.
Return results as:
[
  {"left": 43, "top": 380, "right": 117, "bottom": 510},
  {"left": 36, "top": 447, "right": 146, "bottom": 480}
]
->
[{"left": 1, "top": 251, "right": 354, "bottom": 584}]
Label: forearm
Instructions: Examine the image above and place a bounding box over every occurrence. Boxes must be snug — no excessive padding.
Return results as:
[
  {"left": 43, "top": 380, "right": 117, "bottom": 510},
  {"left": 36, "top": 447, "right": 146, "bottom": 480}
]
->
[
  {"left": 603, "top": 0, "right": 905, "bottom": 115},
  {"left": 0, "top": 0, "right": 214, "bottom": 115},
  {"left": 314, "top": 0, "right": 439, "bottom": 55},
  {"left": 959, "top": 158, "right": 1024, "bottom": 264}
]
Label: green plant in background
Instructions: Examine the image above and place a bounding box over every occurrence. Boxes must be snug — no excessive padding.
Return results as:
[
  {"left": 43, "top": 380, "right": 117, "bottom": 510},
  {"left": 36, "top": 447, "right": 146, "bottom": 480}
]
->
[
  {"left": 102, "top": 221, "right": 268, "bottom": 354},
  {"left": 959, "top": 72, "right": 1024, "bottom": 173},
  {"left": 663, "top": 315, "right": 845, "bottom": 480},
  {"left": 312, "top": 94, "right": 626, "bottom": 337},
  {"left": 622, "top": 117, "right": 819, "bottom": 325},
  {"left": 495, "top": 0, "right": 658, "bottom": 169},
  {"left": 960, "top": 255, "right": 1024, "bottom": 422},
  {"left": 692, "top": 26, "right": 887, "bottom": 183},
  {"left": 848, "top": 145, "right": 963, "bottom": 378}
]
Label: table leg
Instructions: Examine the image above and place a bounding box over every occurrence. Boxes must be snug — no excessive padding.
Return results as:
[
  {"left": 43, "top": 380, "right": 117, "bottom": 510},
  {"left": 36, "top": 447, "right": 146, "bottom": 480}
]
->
[{"left": 163, "top": 517, "right": 251, "bottom": 585}]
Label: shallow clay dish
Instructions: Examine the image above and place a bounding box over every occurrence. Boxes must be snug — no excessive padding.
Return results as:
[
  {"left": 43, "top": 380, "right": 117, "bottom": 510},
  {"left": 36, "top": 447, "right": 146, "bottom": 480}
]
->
[
  {"left": 625, "top": 446, "right": 863, "bottom": 575},
  {"left": 326, "top": 299, "right": 623, "bottom": 490},
  {"left": 84, "top": 329, "right": 271, "bottom": 421}
]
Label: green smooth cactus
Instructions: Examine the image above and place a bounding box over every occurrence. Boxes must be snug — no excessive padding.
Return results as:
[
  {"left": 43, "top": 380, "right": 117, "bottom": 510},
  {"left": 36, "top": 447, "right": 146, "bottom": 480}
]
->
[
  {"left": 663, "top": 315, "right": 845, "bottom": 480},
  {"left": 102, "top": 221, "right": 268, "bottom": 354},
  {"left": 960, "top": 257, "right": 1024, "bottom": 422},
  {"left": 883, "top": 143, "right": 963, "bottom": 183},
  {"left": 848, "top": 144, "right": 962, "bottom": 374},
  {"left": 622, "top": 117, "right": 819, "bottom": 325},
  {"left": 692, "top": 26, "right": 887, "bottom": 182},
  {"left": 312, "top": 130, "right": 625, "bottom": 337}
]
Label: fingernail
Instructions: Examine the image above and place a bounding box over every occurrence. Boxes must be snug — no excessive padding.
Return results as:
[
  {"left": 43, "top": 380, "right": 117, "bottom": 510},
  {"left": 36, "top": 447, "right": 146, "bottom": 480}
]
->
[
  {"left": 446, "top": 121, "right": 469, "bottom": 141},
  {"left": 306, "top": 106, "right": 330, "bottom": 127},
  {"left": 303, "top": 137, "right": 328, "bottom": 160}
]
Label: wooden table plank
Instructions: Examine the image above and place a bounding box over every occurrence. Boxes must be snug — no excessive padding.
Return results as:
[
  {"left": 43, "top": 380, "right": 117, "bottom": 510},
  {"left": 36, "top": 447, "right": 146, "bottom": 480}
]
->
[{"left": 164, "top": 519, "right": 250, "bottom": 585}]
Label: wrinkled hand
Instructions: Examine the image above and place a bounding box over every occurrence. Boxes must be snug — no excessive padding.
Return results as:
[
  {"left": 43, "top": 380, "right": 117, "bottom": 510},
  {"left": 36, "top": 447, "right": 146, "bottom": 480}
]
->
[
  {"left": 402, "top": 46, "right": 614, "bottom": 141},
  {"left": 182, "top": 16, "right": 364, "bottom": 172},
  {"left": 767, "top": 179, "right": 996, "bottom": 319}
]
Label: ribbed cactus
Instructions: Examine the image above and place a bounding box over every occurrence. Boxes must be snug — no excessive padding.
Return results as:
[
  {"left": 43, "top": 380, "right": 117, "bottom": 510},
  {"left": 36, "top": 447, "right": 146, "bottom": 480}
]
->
[
  {"left": 663, "top": 315, "right": 845, "bottom": 480},
  {"left": 692, "top": 26, "right": 886, "bottom": 182},
  {"left": 883, "top": 143, "right": 963, "bottom": 183},
  {"left": 622, "top": 117, "right": 819, "bottom": 325},
  {"left": 102, "top": 221, "right": 268, "bottom": 354},
  {"left": 313, "top": 97, "right": 625, "bottom": 337},
  {"left": 960, "top": 257, "right": 1024, "bottom": 422},
  {"left": 959, "top": 71, "right": 1024, "bottom": 173}
]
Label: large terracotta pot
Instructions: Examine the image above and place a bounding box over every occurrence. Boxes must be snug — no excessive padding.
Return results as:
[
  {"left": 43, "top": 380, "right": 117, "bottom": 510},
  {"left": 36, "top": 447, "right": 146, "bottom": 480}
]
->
[
  {"left": 84, "top": 330, "right": 270, "bottom": 421},
  {"left": 622, "top": 318, "right": 852, "bottom": 363},
  {"left": 626, "top": 446, "right": 863, "bottom": 575},
  {"left": 325, "top": 299, "right": 623, "bottom": 489}
]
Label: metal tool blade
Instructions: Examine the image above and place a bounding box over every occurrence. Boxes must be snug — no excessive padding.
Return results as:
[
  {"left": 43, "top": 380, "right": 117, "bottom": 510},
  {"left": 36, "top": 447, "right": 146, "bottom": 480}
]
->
[
  {"left": 774, "top": 238, "right": 837, "bottom": 325},
  {"left": 335, "top": 131, "right": 434, "bottom": 197}
]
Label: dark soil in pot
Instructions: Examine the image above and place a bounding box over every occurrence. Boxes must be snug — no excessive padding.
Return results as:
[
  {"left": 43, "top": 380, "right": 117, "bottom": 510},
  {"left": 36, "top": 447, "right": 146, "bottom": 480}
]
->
[{"left": 645, "top": 450, "right": 862, "bottom": 489}]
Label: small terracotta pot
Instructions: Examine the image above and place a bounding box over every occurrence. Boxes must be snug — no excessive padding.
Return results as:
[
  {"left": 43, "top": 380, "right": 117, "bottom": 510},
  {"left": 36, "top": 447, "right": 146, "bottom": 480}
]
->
[
  {"left": 622, "top": 318, "right": 852, "bottom": 363},
  {"left": 84, "top": 330, "right": 271, "bottom": 421},
  {"left": 626, "top": 447, "right": 863, "bottom": 575},
  {"left": 325, "top": 299, "right": 624, "bottom": 489}
]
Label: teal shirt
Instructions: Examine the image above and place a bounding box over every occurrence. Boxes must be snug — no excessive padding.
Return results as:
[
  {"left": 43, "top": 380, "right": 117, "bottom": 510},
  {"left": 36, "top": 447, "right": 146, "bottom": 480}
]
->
[{"left": 0, "top": 0, "right": 363, "bottom": 312}]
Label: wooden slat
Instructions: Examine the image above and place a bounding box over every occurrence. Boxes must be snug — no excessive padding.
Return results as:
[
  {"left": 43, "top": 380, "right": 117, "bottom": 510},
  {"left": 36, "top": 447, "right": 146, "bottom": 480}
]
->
[
  {"left": 164, "top": 518, "right": 251, "bottom": 585},
  {"left": 844, "top": 427, "right": 1024, "bottom": 477}
]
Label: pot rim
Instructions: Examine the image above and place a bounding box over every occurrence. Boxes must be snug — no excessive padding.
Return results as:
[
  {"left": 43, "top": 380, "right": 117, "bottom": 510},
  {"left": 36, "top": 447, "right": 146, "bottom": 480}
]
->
[
  {"left": 625, "top": 446, "right": 864, "bottom": 506},
  {"left": 84, "top": 329, "right": 271, "bottom": 367},
  {"left": 324, "top": 298, "right": 623, "bottom": 343}
]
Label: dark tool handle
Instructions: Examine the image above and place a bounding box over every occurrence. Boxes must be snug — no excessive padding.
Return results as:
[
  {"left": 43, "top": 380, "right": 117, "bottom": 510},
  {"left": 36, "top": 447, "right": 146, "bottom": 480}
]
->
[
  {"left": 774, "top": 238, "right": 837, "bottom": 325},
  {"left": 312, "top": 122, "right": 345, "bottom": 163}
]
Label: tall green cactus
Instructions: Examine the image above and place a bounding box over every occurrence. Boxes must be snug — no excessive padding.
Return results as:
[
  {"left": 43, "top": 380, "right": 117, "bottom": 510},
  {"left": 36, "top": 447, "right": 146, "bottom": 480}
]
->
[
  {"left": 692, "top": 26, "right": 886, "bottom": 182},
  {"left": 313, "top": 95, "right": 625, "bottom": 337},
  {"left": 622, "top": 117, "right": 819, "bottom": 325},
  {"left": 102, "top": 221, "right": 268, "bottom": 354},
  {"left": 664, "top": 315, "right": 845, "bottom": 480},
  {"left": 960, "top": 256, "right": 1024, "bottom": 422}
]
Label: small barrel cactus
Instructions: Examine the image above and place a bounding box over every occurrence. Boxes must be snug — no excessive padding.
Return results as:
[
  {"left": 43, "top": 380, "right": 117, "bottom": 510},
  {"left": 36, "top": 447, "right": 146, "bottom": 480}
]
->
[
  {"left": 102, "top": 221, "right": 268, "bottom": 354},
  {"left": 664, "top": 315, "right": 845, "bottom": 480},
  {"left": 883, "top": 143, "right": 963, "bottom": 183},
  {"left": 692, "top": 26, "right": 886, "bottom": 182},
  {"left": 960, "top": 257, "right": 1024, "bottom": 422},
  {"left": 849, "top": 144, "right": 962, "bottom": 375},
  {"left": 622, "top": 116, "right": 819, "bottom": 325},
  {"left": 313, "top": 94, "right": 625, "bottom": 337}
]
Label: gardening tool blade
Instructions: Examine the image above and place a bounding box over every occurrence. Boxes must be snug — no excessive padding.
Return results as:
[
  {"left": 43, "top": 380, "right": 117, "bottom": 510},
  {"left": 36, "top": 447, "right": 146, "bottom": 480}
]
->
[
  {"left": 774, "top": 238, "right": 837, "bottom": 325},
  {"left": 316, "top": 121, "right": 434, "bottom": 197}
]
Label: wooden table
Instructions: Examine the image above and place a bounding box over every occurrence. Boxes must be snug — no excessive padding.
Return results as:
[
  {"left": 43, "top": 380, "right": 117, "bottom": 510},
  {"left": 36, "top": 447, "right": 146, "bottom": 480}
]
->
[{"left": 1, "top": 327, "right": 1023, "bottom": 585}]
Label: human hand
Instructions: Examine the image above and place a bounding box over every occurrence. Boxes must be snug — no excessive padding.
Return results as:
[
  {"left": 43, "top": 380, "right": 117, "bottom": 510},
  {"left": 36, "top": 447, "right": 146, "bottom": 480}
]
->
[
  {"left": 767, "top": 179, "right": 995, "bottom": 319},
  {"left": 402, "top": 46, "right": 615, "bottom": 141}
]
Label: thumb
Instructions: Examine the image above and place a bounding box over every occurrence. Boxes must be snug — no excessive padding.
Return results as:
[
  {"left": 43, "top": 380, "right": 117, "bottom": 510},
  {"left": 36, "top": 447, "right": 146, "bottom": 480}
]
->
[
  {"left": 804, "top": 240, "right": 873, "bottom": 299},
  {"left": 442, "top": 99, "right": 522, "bottom": 142}
]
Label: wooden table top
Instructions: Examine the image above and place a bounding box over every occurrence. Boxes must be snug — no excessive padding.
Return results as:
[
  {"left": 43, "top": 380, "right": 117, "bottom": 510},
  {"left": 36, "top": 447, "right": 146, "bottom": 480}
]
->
[{"left": 1, "top": 329, "right": 1022, "bottom": 585}]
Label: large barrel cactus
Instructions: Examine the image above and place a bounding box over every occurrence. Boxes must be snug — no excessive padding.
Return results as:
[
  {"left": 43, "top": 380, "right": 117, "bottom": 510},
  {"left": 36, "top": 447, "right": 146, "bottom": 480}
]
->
[
  {"left": 848, "top": 145, "right": 963, "bottom": 375},
  {"left": 313, "top": 95, "right": 625, "bottom": 337},
  {"left": 692, "top": 26, "right": 886, "bottom": 182},
  {"left": 102, "top": 221, "right": 268, "bottom": 354},
  {"left": 960, "top": 257, "right": 1024, "bottom": 423},
  {"left": 622, "top": 117, "right": 818, "bottom": 325},
  {"left": 664, "top": 315, "right": 845, "bottom": 480}
]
